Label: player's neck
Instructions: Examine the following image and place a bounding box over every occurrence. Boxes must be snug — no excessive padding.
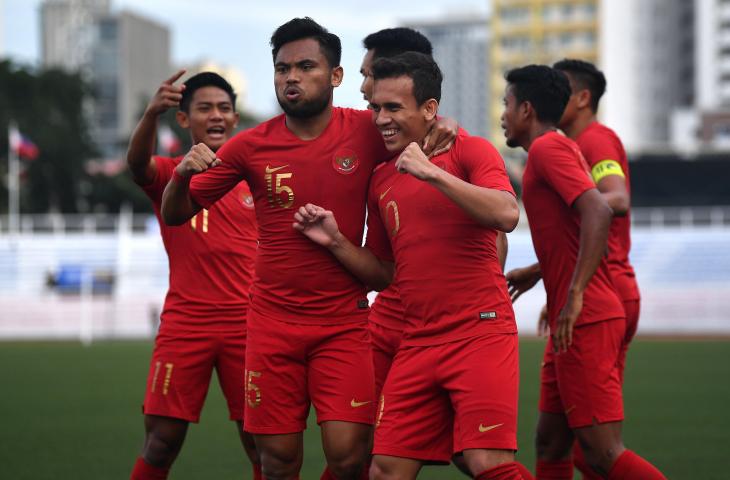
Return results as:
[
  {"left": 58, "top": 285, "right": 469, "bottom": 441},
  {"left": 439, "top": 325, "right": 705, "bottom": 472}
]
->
[
  {"left": 285, "top": 105, "right": 333, "bottom": 141},
  {"left": 563, "top": 111, "right": 597, "bottom": 140},
  {"left": 524, "top": 122, "right": 557, "bottom": 150}
]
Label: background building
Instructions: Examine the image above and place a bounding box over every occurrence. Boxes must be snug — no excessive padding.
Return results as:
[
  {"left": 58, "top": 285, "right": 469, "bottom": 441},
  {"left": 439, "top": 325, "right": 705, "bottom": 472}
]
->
[
  {"left": 40, "top": 0, "right": 111, "bottom": 74},
  {"left": 405, "top": 15, "right": 490, "bottom": 138},
  {"left": 90, "top": 10, "right": 170, "bottom": 157},
  {"left": 490, "top": 0, "right": 694, "bottom": 153}
]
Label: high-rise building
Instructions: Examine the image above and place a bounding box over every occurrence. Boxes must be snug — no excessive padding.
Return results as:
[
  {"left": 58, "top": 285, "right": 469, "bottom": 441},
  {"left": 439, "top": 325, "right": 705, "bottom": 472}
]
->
[
  {"left": 405, "top": 16, "right": 490, "bottom": 138},
  {"left": 40, "top": 0, "right": 110, "bottom": 73},
  {"left": 491, "top": 0, "right": 694, "bottom": 153},
  {"left": 90, "top": 10, "right": 170, "bottom": 157}
]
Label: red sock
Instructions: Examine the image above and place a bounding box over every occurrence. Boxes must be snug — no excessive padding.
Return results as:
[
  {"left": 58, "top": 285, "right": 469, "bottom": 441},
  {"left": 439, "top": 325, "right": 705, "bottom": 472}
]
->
[
  {"left": 572, "top": 442, "right": 601, "bottom": 479},
  {"left": 320, "top": 467, "right": 337, "bottom": 480},
  {"left": 608, "top": 450, "right": 666, "bottom": 480},
  {"left": 130, "top": 457, "right": 169, "bottom": 480},
  {"left": 475, "top": 462, "right": 525, "bottom": 480},
  {"left": 515, "top": 462, "right": 535, "bottom": 480},
  {"left": 535, "top": 459, "right": 573, "bottom": 480},
  {"left": 253, "top": 462, "right": 263, "bottom": 480}
]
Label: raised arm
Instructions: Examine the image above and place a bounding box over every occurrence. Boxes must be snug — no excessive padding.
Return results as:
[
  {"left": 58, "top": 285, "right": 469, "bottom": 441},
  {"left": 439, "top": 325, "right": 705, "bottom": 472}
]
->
[
  {"left": 293, "top": 204, "right": 394, "bottom": 291},
  {"left": 160, "top": 143, "right": 220, "bottom": 225},
  {"left": 395, "top": 142, "right": 519, "bottom": 232},
  {"left": 126, "top": 70, "right": 186, "bottom": 185},
  {"left": 553, "top": 188, "right": 613, "bottom": 352}
]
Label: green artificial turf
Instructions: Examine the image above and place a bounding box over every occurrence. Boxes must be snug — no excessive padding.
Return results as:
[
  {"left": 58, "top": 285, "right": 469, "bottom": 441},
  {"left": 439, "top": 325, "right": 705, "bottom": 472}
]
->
[{"left": 0, "top": 338, "right": 726, "bottom": 479}]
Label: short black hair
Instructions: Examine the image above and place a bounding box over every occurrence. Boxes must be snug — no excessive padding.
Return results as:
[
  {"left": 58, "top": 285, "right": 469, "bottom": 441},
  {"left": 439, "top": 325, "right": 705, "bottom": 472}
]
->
[
  {"left": 363, "top": 28, "right": 433, "bottom": 60},
  {"left": 505, "top": 65, "right": 571, "bottom": 125},
  {"left": 553, "top": 58, "right": 606, "bottom": 113},
  {"left": 270, "top": 17, "right": 341, "bottom": 68},
  {"left": 371, "top": 51, "right": 442, "bottom": 105},
  {"left": 180, "top": 72, "right": 236, "bottom": 113}
]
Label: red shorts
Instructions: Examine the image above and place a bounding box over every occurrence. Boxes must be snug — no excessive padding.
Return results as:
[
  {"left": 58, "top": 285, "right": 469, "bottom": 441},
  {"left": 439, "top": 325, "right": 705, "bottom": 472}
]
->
[
  {"left": 618, "top": 298, "right": 640, "bottom": 383},
  {"left": 143, "top": 325, "right": 246, "bottom": 422},
  {"left": 243, "top": 309, "right": 376, "bottom": 434},
  {"left": 369, "top": 321, "right": 403, "bottom": 399},
  {"left": 539, "top": 317, "right": 625, "bottom": 428},
  {"left": 373, "top": 334, "right": 519, "bottom": 464}
]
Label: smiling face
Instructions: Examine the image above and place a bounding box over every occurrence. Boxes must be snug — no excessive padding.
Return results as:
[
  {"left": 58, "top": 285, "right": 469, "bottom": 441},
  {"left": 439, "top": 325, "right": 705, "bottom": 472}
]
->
[
  {"left": 176, "top": 86, "right": 238, "bottom": 151},
  {"left": 274, "top": 37, "right": 342, "bottom": 119},
  {"left": 369, "top": 75, "right": 437, "bottom": 152}
]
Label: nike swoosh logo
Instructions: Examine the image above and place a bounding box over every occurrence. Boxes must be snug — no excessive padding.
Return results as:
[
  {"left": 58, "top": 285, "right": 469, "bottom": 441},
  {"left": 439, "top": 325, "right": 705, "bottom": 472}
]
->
[
  {"left": 265, "top": 164, "right": 289, "bottom": 174},
  {"left": 351, "top": 399, "right": 372, "bottom": 408},
  {"left": 478, "top": 423, "right": 503, "bottom": 433},
  {"left": 379, "top": 186, "right": 392, "bottom": 201},
  {"left": 565, "top": 405, "right": 576, "bottom": 415}
]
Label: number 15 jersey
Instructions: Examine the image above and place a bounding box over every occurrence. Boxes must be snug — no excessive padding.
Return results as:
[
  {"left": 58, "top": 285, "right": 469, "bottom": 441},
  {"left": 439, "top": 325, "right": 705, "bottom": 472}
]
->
[{"left": 190, "top": 108, "right": 388, "bottom": 324}]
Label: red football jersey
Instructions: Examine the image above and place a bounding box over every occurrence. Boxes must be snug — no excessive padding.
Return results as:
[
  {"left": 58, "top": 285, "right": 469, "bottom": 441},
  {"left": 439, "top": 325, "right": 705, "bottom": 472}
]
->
[
  {"left": 365, "top": 133, "right": 517, "bottom": 346},
  {"left": 576, "top": 122, "right": 640, "bottom": 301},
  {"left": 522, "top": 132, "right": 624, "bottom": 329},
  {"left": 189, "top": 108, "right": 388, "bottom": 324},
  {"left": 369, "top": 285, "right": 405, "bottom": 331},
  {"left": 142, "top": 156, "right": 257, "bottom": 331}
]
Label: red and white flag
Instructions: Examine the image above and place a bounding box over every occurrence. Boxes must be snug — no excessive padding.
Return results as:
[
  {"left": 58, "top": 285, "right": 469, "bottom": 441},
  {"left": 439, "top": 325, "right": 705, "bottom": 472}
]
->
[
  {"left": 158, "top": 124, "right": 182, "bottom": 155},
  {"left": 9, "top": 125, "right": 39, "bottom": 160}
]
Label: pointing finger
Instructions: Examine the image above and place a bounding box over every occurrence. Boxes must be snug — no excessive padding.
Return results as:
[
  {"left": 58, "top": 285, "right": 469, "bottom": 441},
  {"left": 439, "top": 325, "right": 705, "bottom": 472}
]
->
[{"left": 165, "top": 69, "right": 186, "bottom": 85}]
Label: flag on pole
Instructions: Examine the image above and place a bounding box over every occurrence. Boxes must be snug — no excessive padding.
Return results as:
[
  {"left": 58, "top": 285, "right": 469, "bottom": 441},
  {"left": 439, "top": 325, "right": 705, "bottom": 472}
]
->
[
  {"left": 158, "top": 124, "right": 182, "bottom": 155},
  {"left": 9, "top": 125, "right": 40, "bottom": 160}
]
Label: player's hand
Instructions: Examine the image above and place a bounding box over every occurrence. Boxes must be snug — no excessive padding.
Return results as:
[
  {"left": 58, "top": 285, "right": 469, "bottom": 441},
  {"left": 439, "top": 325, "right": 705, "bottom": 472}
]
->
[
  {"left": 175, "top": 143, "right": 220, "bottom": 178},
  {"left": 145, "top": 70, "right": 186, "bottom": 117},
  {"left": 505, "top": 264, "right": 541, "bottom": 303},
  {"left": 395, "top": 142, "right": 439, "bottom": 181},
  {"left": 422, "top": 116, "right": 457, "bottom": 158},
  {"left": 537, "top": 304, "right": 550, "bottom": 337},
  {"left": 553, "top": 290, "right": 582, "bottom": 353},
  {"left": 293, "top": 203, "right": 341, "bottom": 248}
]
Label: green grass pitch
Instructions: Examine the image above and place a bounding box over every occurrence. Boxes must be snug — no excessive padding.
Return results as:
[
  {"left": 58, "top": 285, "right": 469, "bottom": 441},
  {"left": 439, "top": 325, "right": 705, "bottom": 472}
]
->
[{"left": 0, "top": 338, "right": 727, "bottom": 479}]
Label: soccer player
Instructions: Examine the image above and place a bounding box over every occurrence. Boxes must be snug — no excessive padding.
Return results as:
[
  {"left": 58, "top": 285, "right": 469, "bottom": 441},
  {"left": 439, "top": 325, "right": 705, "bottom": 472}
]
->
[
  {"left": 501, "top": 64, "right": 665, "bottom": 479},
  {"left": 294, "top": 52, "right": 532, "bottom": 480},
  {"left": 552, "top": 58, "right": 641, "bottom": 479},
  {"left": 126, "top": 71, "right": 259, "bottom": 479},
  {"left": 159, "top": 18, "right": 455, "bottom": 480}
]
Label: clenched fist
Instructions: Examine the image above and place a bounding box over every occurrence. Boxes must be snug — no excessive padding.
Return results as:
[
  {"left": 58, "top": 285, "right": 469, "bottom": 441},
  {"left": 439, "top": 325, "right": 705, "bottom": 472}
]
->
[
  {"left": 394, "top": 142, "right": 440, "bottom": 181},
  {"left": 175, "top": 143, "right": 221, "bottom": 179}
]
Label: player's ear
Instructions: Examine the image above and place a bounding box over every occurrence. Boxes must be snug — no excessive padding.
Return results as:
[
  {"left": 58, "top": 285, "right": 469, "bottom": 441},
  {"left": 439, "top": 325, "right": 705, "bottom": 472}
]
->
[
  {"left": 176, "top": 110, "right": 190, "bottom": 129},
  {"left": 422, "top": 98, "right": 438, "bottom": 121},
  {"left": 519, "top": 100, "right": 532, "bottom": 121},
  {"left": 331, "top": 65, "right": 344, "bottom": 88},
  {"left": 576, "top": 89, "right": 591, "bottom": 109}
]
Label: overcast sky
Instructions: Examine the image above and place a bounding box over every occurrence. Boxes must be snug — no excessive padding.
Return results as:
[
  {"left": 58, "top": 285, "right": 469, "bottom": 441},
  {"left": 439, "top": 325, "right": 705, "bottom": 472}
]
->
[{"left": 2, "top": 0, "right": 489, "bottom": 116}]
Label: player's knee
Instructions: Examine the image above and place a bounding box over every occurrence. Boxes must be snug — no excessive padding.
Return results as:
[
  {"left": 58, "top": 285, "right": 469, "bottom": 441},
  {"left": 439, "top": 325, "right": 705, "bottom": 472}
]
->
[
  {"left": 142, "top": 430, "right": 184, "bottom": 467},
  {"left": 370, "top": 458, "right": 407, "bottom": 480},
  {"left": 578, "top": 443, "right": 621, "bottom": 477},
  {"left": 327, "top": 455, "right": 365, "bottom": 480},
  {"left": 258, "top": 447, "right": 301, "bottom": 480},
  {"left": 535, "top": 429, "right": 569, "bottom": 461}
]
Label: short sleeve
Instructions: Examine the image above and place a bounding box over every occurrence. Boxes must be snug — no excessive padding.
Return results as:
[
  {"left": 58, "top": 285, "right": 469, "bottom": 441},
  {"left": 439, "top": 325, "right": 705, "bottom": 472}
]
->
[
  {"left": 457, "top": 136, "right": 515, "bottom": 195},
  {"left": 189, "top": 133, "right": 248, "bottom": 209},
  {"left": 364, "top": 186, "right": 394, "bottom": 262},
  {"left": 578, "top": 129, "right": 627, "bottom": 183},
  {"left": 530, "top": 136, "right": 595, "bottom": 207},
  {"left": 140, "top": 156, "right": 176, "bottom": 206}
]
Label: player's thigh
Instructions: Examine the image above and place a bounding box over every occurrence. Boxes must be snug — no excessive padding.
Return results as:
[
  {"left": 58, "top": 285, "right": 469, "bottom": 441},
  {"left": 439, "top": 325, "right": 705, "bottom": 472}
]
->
[
  {"left": 371, "top": 454, "right": 422, "bottom": 480},
  {"left": 555, "top": 319, "right": 625, "bottom": 429},
  {"left": 370, "top": 322, "right": 401, "bottom": 400},
  {"left": 308, "top": 322, "right": 376, "bottom": 426},
  {"left": 244, "top": 312, "right": 309, "bottom": 434},
  {"left": 214, "top": 328, "right": 247, "bottom": 421},
  {"left": 144, "top": 329, "right": 216, "bottom": 422},
  {"left": 373, "top": 346, "right": 453, "bottom": 465},
  {"left": 445, "top": 334, "right": 519, "bottom": 454},
  {"left": 535, "top": 411, "right": 574, "bottom": 460},
  {"left": 320, "top": 420, "right": 373, "bottom": 466}
]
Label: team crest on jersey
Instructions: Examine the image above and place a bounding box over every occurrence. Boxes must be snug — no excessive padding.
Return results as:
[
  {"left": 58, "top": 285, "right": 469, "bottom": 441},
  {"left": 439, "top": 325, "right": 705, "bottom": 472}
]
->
[
  {"left": 242, "top": 194, "right": 254, "bottom": 209},
  {"left": 332, "top": 149, "right": 359, "bottom": 175}
]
